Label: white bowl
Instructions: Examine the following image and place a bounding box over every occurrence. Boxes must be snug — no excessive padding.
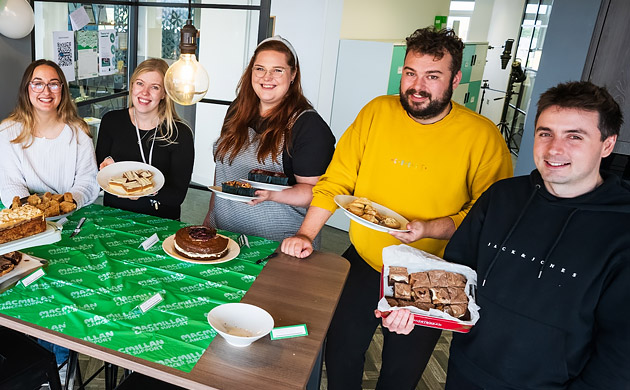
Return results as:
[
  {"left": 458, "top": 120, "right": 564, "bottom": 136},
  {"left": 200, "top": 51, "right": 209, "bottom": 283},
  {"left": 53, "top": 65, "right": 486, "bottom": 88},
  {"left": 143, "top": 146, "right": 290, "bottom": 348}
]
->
[{"left": 207, "top": 303, "right": 274, "bottom": 347}]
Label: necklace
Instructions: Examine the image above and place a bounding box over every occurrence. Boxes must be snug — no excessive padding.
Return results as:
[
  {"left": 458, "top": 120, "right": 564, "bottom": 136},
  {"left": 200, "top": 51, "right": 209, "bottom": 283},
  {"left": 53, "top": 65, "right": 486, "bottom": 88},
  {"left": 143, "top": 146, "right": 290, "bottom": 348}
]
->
[{"left": 133, "top": 108, "right": 158, "bottom": 165}]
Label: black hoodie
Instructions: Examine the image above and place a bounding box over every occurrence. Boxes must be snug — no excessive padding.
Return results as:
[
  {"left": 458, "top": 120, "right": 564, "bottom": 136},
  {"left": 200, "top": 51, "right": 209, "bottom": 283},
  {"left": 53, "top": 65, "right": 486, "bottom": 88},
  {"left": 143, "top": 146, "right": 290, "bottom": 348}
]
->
[{"left": 444, "top": 170, "right": 630, "bottom": 390}]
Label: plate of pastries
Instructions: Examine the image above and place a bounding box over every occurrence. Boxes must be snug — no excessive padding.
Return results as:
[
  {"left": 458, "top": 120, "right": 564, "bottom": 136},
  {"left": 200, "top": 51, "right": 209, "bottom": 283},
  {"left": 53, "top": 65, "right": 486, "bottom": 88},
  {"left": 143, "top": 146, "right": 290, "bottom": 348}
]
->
[
  {"left": 97, "top": 161, "right": 164, "bottom": 198},
  {"left": 14, "top": 192, "right": 76, "bottom": 220},
  {"left": 334, "top": 195, "right": 410, "bottom": 233}
]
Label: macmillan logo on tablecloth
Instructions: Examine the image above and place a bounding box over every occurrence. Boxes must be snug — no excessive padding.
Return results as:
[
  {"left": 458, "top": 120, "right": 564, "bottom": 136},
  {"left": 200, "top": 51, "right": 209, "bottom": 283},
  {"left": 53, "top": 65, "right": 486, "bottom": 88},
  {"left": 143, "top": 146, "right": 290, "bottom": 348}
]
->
[
  {"left": 85, "top": 315, "right": 109, "bottom": 327},
  {"left": 199, "top": 267, "right": 229, "bottom": 277},
  {"left": 102, "top": 222, "right": 135, "bottom": 229},
  {"left": 28, "top": 281, "right": 51, "bottom": 291},
  {"left": 181, "top": 329, "right": 216, "bottom": 343},
  {"left": 73, "top": 232, "right": 116, "bottom": 242},
  {"left": 51, "top": 280, "right": 76, "bottom": 288},
  {"left": 80, "top": 303, "right": 98, "bottom": 311},
  {"left": 40, "top": 304, "right": 79, "bottom": 319},
  {"left": 98, "top": 267, "right": 147, "bottom": 281},
  {"left": 119, "top": 340, "right": 165, "bottom": 355},
  {"left": 180, "top": 281, "right": 224, "bottom": 293},
  {"left": 157, "top": 352, "right": 203, "bottom": 368},
  {"left": 51, "top": 322, "right": 66, "bottom": 332},
  {"left": 0, "top": 295, "right": 54, "bottom": 310},
  {"left": 241, "top": 275, "right": 256, "bottom": 283},
  {"left": 106, "top": 310, "right": 142, "bottom": 322},
  {"left": 70, "top": 284, "right": 124, "bottom": 299},
  {"left": 138, "top": 274, "right": 186, "bottom": 286},
  {"left": 227, "top": 265, "right": 245, "bottom": 272},
  {"left": 132, "top": 317, "right": 188, "bottom": 335},
  {"left": 159, "top": 297, "right": 211, "bottom": 311},
  {"left": 84, "top": 331, "right": 114, "bottom": 344},
  {"left": 114, "top": 290, "right": 167, "bottom": 307},
  {"left": 237, "top": 251, "right": 261, "bottom": 259},
  {"left": 160, "top": 262, "right": 195, "bottom": 271},
  {"left": 224, "top": 291, "right": 245, "bottom": 300},
  {"left": 133, "top": 226, "right": 170, "bottom": 234},
  {"left": 59, "top": 261, "right": 108, "bottom": 275}
]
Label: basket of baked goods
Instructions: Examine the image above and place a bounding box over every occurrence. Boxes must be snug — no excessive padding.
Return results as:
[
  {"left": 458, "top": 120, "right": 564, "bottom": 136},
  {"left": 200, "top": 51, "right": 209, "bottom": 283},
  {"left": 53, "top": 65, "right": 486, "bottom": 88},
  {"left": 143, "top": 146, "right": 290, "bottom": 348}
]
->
[
  {"left": 378, "top": 245, "right": 479, "bottom": 333},
  {"left": 14, "top": 192, "right": 77, "bottom": 220}
]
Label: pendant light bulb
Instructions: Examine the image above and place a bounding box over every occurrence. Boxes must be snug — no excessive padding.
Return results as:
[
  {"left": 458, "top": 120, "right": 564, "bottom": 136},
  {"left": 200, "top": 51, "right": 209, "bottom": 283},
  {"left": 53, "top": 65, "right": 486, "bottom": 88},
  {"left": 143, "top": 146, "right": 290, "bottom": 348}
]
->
[{"left": 164, "top": 20, "right": 209, "bottom": 105}]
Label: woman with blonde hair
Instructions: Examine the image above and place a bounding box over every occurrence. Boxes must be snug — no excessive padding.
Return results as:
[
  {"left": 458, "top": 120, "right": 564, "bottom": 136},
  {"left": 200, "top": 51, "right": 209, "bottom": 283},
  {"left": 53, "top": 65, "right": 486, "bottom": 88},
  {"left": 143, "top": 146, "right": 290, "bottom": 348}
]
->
[
  {"left": 203, "top": 36, "right": 335, "bottom": 247},
  {"left": 0, "top": 59, "right": 99, "bottom": 209},
  {"left": 96, "top": 58, "right": 194, "bottom": 220}
]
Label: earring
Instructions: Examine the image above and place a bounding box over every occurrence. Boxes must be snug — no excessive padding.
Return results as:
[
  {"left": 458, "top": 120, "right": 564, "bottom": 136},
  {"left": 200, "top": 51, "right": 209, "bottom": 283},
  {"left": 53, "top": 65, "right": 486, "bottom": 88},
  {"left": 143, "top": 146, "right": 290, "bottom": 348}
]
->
[{"left": 291, "top": 80, "right": 294, "bottom": 85}]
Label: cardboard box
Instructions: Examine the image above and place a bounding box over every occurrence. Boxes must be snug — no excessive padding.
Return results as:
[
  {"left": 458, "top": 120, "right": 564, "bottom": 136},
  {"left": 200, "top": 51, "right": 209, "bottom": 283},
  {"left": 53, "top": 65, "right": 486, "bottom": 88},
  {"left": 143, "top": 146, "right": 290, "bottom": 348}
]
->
[{"left": 378, "top": 245, "right": 479, "bottom": 333}]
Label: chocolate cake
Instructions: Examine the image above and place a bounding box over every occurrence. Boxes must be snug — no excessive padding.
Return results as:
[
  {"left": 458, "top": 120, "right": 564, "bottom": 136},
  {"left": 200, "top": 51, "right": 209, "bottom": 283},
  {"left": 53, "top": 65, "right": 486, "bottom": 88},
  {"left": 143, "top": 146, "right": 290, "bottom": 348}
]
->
[
  {"left": 173, "top": 226, "right": 229, "bottom": 260},
  {"left": 248, "top": 168, "right": 289, "bottom": 186},
  {"left": 0, "top": 205, "right": 46, "bottom": 245}
]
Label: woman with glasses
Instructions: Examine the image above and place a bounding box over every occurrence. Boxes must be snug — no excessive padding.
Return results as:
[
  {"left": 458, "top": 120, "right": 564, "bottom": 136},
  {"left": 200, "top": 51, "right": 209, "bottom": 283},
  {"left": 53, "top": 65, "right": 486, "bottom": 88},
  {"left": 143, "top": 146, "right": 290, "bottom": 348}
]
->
[
  {"left": 0, "top": 59, "right": 99, "bottom": 209},
  {"left": 95, "top": 58, "right": 194, "bottom": 220},
  {"left": 203, "top": 36, "right": 335, "bottom": 247}
]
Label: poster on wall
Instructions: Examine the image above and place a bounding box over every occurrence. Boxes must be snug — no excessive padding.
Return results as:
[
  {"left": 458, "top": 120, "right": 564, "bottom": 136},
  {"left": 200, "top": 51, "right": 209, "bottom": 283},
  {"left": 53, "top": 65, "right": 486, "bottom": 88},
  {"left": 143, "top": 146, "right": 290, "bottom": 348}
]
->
[
  {"left": 52, "top": 31, "right": 75, "bottom": 82},
  {"left": 98, "top": 30, "right": 117, "bottom": 76},
  {"left": 69, "top": 6, "right": 90, "bottom": 31},
  {"left": 76, "top": 30, "right": 98, "bottom": 80}
]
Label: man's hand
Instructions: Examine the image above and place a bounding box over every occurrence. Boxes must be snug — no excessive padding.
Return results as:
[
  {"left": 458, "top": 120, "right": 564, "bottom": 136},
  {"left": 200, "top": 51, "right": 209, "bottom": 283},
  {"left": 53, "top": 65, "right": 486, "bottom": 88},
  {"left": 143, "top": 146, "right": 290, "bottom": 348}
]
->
[
  {"left": 281, "top": 234, "right": 313, "bottom": 259},
  {"left": 389, "top": 217, "right": 456, "bottom": 243},
  {"left": 375, "top": 309, "right": 415, "bottom": 335},
  {"left": 389, "top": 219, "right": 429, "bottom": 243}
]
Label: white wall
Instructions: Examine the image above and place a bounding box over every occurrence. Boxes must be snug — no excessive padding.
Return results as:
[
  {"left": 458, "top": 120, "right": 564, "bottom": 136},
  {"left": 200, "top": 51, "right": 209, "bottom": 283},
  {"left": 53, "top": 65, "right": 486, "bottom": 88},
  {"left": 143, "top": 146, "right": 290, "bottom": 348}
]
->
[
  {"left": 477, "top": 0, "right": 526, "bottom": 124},
  {"left": 339, "top": 0, "right": 450, "bottom": 40}
]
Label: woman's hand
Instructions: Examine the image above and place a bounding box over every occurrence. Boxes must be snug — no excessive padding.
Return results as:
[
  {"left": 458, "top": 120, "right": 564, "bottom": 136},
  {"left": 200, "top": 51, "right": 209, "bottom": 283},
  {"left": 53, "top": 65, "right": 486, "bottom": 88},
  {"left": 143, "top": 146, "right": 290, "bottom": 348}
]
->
[
  {"left": 99, "top": 157, "right": 115, "bottom": 170},
  {"left": 248, "top": 189, "right": 272, "bottom": 205},
  {"left": 375, "top": 309, "right": 415, "bottom": 335},
  {"left": 280, "top": 234, "right": 313, "bottom": 259}
]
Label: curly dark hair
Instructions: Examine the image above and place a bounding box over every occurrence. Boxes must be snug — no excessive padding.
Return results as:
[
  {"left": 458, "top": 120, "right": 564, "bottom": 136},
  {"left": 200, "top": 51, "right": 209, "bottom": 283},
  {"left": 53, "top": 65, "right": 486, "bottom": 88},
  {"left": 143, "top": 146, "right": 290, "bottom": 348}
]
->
[
  {"left": 536, "top": 81, "right": 623, "bottom": 140},
  {"left": 405, "top": 26, "right": 465, "bottom": 76}
]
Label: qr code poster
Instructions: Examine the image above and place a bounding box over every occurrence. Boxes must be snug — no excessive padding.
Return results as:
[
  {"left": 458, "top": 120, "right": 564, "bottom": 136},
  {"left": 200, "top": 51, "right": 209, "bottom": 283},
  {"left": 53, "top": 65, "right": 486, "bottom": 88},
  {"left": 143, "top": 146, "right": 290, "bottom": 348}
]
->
[{"left": 53, "top": 31, "right": 76, "bottom": 82}]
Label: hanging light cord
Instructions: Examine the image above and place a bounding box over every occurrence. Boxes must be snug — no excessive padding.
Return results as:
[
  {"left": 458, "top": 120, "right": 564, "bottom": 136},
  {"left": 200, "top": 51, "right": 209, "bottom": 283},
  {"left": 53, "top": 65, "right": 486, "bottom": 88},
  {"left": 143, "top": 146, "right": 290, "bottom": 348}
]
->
[{"left": 188, "top": 0, "right": 192, "bottom": 20}]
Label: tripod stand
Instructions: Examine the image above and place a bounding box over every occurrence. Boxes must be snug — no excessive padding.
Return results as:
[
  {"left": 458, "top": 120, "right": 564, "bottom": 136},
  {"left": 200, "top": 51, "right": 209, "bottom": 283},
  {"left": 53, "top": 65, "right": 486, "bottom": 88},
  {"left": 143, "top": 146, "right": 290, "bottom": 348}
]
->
[{"left": 497, "top": 61, "right": 527, "bottom": 156}]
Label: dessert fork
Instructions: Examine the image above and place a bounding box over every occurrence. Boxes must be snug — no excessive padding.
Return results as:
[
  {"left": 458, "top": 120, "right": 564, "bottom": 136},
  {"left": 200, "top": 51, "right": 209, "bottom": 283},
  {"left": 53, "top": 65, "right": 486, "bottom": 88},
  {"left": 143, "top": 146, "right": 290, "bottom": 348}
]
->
[{"left": 237, "top": 234, "right": 250, "bottom": 248}]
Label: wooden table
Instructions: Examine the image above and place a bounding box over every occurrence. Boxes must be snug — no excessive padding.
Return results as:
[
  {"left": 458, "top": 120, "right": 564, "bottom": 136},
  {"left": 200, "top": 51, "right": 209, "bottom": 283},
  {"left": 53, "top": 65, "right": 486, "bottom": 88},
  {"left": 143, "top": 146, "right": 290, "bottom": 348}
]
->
[{"left": 0, "top": 251, "right": 349, "bottom": 390}]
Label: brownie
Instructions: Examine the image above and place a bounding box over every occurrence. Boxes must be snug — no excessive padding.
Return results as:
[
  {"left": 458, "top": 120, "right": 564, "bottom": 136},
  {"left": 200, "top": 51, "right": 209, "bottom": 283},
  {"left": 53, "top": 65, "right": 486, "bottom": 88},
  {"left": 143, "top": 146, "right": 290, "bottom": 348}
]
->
[
  {"left": 444, "top": 304, "right": 468, "bottom": 319},
  {"left": 412, "top": 286, "right": 432, "bottom": 303},
  {"left": 447, "top": 272, "right": 467, "bottom": 288},
  {"left": 394, "top": 282, "right": 411, "bottom": 300},
  {"left": 385, "top": 297, "right": 399, "bottom": 307},
  {"left": 221, "top": 180, "right": 257, "bottom": 197},
  {"left": 410, "top": 271, "right": 430, "bottom": 287},
  {"left": 248, "top": 169, "right": 289, "bottom": 185},
  {"left": 430, "top": 287, "right": 451, "bottom": 304},
  {"left": 428, "top": 270, "right": 449, "bottom": 287},
  {"left": 388, "top": 266, "right": 409, "bottom": 285},
  {"left": 410, "top": 301, "right": 435, "bottom": 311},
  {"left": 396, "top": 299, "right": 414, "bottom": 307},
  {"left": 448, "top": 287, "right": 468, "bottom": 304}
]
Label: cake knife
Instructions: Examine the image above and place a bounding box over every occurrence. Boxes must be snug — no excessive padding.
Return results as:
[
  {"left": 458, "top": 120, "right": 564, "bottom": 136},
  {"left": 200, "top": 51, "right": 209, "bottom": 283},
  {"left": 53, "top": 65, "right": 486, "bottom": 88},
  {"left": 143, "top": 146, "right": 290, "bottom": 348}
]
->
[{"left": 70, "top": 217, "right": 86, "bottom": 237}]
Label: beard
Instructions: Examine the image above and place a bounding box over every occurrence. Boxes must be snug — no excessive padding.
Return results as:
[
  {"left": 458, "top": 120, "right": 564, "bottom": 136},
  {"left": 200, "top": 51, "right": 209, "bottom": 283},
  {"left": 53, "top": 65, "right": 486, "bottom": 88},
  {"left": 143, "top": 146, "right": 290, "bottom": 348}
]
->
[{"left": 399, "top": 82, "right": 454, "bottom": 121}]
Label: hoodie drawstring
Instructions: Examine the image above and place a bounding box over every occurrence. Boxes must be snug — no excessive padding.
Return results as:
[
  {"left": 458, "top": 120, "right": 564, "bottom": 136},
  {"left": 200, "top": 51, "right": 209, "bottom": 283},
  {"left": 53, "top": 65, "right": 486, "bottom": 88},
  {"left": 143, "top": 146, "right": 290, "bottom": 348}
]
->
[
  {"left": 482, "top": 184, "right": 540, "bottom": 287},
  {"left": 537, "top": 208, "right": 578, "bottom": 279}
]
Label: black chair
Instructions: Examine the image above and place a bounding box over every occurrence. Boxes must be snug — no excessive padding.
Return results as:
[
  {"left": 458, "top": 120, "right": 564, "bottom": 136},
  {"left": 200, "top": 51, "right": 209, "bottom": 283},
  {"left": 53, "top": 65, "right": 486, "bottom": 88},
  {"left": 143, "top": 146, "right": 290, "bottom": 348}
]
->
[
  {"left": 114, "top": 372, "right": 186, "bottom": 390},
  {"left": 0, "top": 327, "right": 62, "bottom": 390}
]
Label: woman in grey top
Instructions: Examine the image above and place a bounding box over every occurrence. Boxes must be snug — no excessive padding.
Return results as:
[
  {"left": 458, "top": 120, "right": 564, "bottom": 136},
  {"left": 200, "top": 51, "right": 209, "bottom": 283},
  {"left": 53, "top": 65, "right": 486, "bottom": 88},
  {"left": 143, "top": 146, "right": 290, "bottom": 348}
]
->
[{"left": 203, "top": 36, "right": 335, "bottom": 248}]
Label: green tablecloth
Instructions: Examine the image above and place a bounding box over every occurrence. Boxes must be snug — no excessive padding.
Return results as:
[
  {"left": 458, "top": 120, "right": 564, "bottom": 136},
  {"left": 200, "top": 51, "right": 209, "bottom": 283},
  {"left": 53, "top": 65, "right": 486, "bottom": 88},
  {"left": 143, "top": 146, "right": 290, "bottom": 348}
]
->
[{"left": 0, "top": 204, "right": 277, "bottom": 372}]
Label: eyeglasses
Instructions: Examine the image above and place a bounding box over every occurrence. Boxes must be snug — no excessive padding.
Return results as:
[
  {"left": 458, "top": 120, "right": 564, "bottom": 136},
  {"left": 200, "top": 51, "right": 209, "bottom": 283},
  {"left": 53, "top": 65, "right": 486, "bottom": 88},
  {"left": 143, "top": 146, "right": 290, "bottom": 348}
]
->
[
  {"left": 29, "top": 81, "right": 62, "bottom": 93},
  {"left": 252, "top": 66, "right": 286, "bottom": 79}
]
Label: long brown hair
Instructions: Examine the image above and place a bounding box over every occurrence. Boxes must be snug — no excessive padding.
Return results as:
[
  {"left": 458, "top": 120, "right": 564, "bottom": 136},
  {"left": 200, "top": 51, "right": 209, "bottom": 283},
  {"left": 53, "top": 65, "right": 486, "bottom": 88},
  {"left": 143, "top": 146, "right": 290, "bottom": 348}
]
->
[
  {"left": 128, "top": 58, "right": 185, "bottom": 144},
  {"left": 214, "top": 39, "right": 312, "bottom": 164},
  {"left": 2, "top": 59, "right": 89, "bottom": 148}
]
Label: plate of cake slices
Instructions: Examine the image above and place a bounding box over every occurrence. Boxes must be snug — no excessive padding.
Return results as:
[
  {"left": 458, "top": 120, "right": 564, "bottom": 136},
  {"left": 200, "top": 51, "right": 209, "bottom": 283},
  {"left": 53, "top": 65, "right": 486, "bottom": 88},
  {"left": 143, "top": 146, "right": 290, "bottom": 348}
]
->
[
  {"left": 97, "top": 161, "right": 164, "bottom": 198},
  {"left": 334, "top": 195, "right": 410, "bottom": 233},
  {"left": 240, "top": 179, "right": 290, "bottom": 192},
  {"left": 208, "top": 183, "right": 260, "bottom": 203},
  {"left": 162, "top": 226, "right": 240, "bottom": 264},
  {"left": 0, "top": 252, "right": 48, "bottom": 292}
]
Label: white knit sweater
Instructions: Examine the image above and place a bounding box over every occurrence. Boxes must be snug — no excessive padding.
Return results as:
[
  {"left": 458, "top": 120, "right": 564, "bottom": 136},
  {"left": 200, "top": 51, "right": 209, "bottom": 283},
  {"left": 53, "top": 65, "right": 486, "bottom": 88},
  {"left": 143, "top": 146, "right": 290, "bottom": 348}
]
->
[{"left": 0, "top": 121, "right": 99, "bottom": 209}]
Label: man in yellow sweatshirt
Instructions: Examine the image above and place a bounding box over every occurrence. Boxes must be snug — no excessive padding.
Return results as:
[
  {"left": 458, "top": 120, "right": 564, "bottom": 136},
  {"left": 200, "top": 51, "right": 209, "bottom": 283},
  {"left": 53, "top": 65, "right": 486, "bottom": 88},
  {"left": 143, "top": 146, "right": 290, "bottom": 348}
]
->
[{"left": 282, "top": 27, "right": 512, "bottom": 390}]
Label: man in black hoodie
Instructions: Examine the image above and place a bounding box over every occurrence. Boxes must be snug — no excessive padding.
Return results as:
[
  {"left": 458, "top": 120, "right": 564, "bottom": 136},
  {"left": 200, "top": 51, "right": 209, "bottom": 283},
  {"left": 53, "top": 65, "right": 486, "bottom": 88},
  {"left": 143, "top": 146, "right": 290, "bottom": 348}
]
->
[{"left": 380, "top": 81, "right": 630, "bottom": 389}]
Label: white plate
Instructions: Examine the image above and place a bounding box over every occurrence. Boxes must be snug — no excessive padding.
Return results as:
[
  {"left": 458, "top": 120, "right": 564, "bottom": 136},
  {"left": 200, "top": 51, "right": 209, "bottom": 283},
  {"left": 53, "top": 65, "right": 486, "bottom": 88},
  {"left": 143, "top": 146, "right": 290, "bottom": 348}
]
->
[
  {"left": 334, "top": 195, "right": 410, "bottom": 233},
  {"left": 208, "top": 186, "right": 258, "bottom": 203},
  {"left": 97, "top": 161, "right": 165, "bottom": 199},
  {"left": 162, "top": 234, "right": 240, "bottom": 264},
  {"left": 240, "top": 179, "right": 290, "bottom": 192},
  {"left": 0, "top": 221, "right": 62, "bottom": 256}
]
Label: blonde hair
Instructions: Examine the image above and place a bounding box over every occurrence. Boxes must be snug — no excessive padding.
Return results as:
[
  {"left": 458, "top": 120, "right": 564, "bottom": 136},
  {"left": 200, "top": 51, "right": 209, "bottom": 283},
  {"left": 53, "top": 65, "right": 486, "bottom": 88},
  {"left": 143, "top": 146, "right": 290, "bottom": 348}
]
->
[
  {"left": 128, "top": 58, "right": 184, "bottom": 144},
  {"left": 2, "top": 59, "right": 90, "bottom": 148}
]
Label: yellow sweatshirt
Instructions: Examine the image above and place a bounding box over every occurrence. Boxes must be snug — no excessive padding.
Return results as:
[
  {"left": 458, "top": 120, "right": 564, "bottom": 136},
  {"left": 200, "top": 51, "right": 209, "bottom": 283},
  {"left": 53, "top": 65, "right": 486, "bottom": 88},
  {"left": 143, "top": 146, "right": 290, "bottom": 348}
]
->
[{"left": 312, "top": 95, "right": 512, "bottom": 270}]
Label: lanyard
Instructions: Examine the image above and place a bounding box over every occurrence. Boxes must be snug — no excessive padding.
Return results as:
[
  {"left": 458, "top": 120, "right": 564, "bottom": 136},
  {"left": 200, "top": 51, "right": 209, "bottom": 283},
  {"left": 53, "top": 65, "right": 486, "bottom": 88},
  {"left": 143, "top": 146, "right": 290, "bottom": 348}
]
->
[{"left": 133, "top": 108, "right": 157, "bottom": 166}]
